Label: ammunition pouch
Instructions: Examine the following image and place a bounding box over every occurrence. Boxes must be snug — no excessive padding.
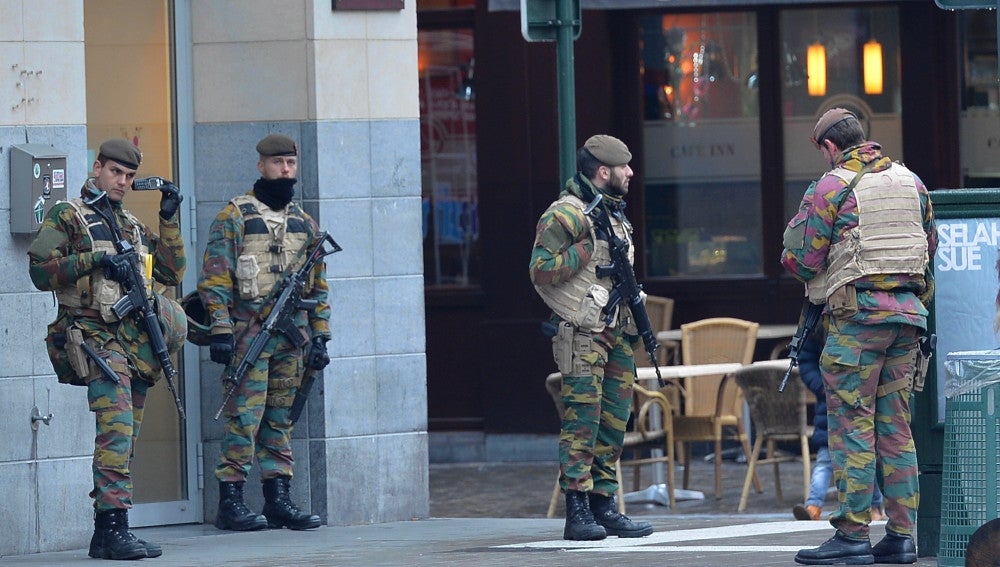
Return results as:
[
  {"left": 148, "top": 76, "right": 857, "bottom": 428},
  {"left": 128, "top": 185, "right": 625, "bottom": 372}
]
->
[
  {"left": 573, "top": 284, "right": 609, "bottom": 330},
  {"left": 828, "top": 284, "right": 858, "bottom": 319},
  {"left": 46, "top": 317, "right": 88, "bottom": 386}
]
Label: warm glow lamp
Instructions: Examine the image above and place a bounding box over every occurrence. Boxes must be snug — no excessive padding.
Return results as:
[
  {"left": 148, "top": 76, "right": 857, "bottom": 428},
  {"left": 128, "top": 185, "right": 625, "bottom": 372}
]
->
[
  {"left": 807, "top": 41, "right": 826, "bottom": 97},
  {"left": 863, "top": 39, "right": 883, "bottom": 95}
]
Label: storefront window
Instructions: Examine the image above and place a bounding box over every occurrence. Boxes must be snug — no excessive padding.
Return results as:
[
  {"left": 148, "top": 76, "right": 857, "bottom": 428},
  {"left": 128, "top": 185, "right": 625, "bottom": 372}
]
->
[
  {"left": 419, "top": 29, "right": 479, "bottom": 287},
  {"left": 780, "top": 6, "right": 902, "bottom": 224},
  {"left": 641, "top": 13, "right": 761, "bottom": 277},
  {"left": 959, "top": 10, "right": 999, "bottom": 187}
]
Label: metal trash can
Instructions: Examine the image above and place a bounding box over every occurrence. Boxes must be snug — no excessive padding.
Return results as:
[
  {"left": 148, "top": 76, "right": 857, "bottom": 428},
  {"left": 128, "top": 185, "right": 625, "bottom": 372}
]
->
[{"left": 938, "top": 350, "right": 1000, "bottom": 566}]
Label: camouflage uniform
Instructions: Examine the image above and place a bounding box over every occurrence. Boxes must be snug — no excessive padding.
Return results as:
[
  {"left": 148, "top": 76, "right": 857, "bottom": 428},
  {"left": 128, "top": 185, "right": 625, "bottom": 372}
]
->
[
  {"left": 782, "top": 142, "right": 936, "bottom": 541},
  {"left": 198, "top": 191, "right": 330, "bottom": 483},
  {"left": 27, "top": 181, "right": 186, "bottom": 511},
  {"left": 529, "top": 174, "right": 636, "bottom": 496}
]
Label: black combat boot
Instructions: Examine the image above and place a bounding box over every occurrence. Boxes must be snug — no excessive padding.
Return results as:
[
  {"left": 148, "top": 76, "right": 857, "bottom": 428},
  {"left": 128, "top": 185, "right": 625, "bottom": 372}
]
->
[
  {"left": 588, "top": 492, "right": 654, "bottom": 537},
  {"left": 262, "top": 476, "right": 321, "bottom": 530},
  {"left": 563, "top": 490, "right": 607, "bottom": 541},
  {"left": 871, "top": 528, "right": 917, "bottom": 564},
  {"left": 215, "top": 481, "right": 268, "bottom": 531},
  {"left": 88, "top": 509, "right": 147, "bottom": 560}
]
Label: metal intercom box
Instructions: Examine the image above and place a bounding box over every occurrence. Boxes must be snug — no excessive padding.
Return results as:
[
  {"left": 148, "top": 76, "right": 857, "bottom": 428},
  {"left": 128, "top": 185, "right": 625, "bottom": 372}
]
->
[{"left": 10, "top": 144, "right": 67, "bottom": 234}]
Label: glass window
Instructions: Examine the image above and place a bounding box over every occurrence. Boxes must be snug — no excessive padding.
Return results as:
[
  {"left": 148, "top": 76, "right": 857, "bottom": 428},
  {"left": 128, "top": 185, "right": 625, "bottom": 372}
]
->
[
  {"left": 641, "top": 13, "right": 761, "bottom": 277},
  {"left": 419, "top": 29, "right": 479, "bottom": 287},
  {"left": 780, "top": 6, "right": 903, "bottom": 225},
  {"left": 958, "top": 10, "right": 999, "bottom": 188}
]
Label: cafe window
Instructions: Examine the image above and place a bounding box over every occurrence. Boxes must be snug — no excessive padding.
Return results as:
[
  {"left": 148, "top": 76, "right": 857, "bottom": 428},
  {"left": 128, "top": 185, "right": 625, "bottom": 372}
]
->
[
  {"left": 419, "top": 27, "right": 479, "bottom": 287},
  {"left": 958, "top": 10, "right": 999, "bottom": 188},
  {"left": 780, "top": 6, "right": 903, "bottom": 226},
  {"left": 640, "top": 12, "right": 761, "bottom": 277}
]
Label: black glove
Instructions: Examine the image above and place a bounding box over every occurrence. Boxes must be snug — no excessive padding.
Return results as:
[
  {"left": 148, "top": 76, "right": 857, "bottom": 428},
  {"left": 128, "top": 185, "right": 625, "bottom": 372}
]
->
[
  {"left": 98, "top": 252, "right": 132, "bottom": 284},
  {"left": 305, "top": 336, "right": 330, "bottom": 370},
  {"left": 210, "top": 333, "right": 235, "bottom": 365},
  {"left": 158, "top": 183, "right": 183, "bottom": 219}
]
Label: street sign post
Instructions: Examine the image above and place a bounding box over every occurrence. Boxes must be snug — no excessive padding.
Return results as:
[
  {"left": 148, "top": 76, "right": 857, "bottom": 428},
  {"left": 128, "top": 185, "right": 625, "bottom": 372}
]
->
[
  {"left": 520, "top": 0, "right": 581, "bottom": 42},
  {"left": 521, "top": 0, "right": 582, "bottom": 183}
]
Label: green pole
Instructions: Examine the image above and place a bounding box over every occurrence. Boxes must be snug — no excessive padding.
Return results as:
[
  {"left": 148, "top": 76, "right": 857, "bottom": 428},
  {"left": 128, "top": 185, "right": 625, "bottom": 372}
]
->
[{"left": 555, "top": 0, "right": 576, "bottom": 184}]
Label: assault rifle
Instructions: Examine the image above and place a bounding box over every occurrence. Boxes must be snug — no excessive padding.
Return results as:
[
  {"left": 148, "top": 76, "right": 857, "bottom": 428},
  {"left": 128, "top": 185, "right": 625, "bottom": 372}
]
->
[
  {"left": 584, "top": 194, "right": 663, "bottom": 387},
  {"left": 778, "top": 301, "right": 824, "bottom": 393},
  {"left": 85, "top": 191, "right": 186, "bottom": 418},
  {"left": 288, "top": 350, "right": 321, "bottom": 424},
  {"left": 214, "top": 232, "right": 342, "bottom": 420}
]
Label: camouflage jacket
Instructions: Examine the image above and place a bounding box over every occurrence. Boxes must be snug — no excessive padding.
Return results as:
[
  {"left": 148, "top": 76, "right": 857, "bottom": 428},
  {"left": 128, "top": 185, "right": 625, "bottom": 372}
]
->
[
  {"left": 781, "top": 143, "right": 937, "bottom": 328},
  {"left": 529, "top": 174, "right": 630, "bottom": 286},
  {"left": 27, "top": 182, "right": 187, "bottom": 382},
  {"left": 197, "top": 190, "right": 331, "bottom": 351}
]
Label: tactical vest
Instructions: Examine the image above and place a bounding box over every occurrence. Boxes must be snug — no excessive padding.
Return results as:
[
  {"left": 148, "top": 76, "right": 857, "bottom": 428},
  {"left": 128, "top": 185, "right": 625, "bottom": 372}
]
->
[
  {"left": 54, "top": 199, "right": 151, "bottom": 323},
  {"left": 823, "top": 163, "right": 928, "bottom": 299},
  {"left": 231, "top": 194, "right": 312, "bottom": 301},
  {"left": 533, "top": 194, "right": 635, "bottom": 332}
]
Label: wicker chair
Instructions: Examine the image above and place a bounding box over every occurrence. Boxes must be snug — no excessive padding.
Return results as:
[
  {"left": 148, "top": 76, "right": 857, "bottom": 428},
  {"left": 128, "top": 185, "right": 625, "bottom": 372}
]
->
[
  {"left": 734, "top": 360, "right": 812, "bottom": 512},
  {"left": 618, "top": 383, "right": 677, "bottom": 507},
  {"left": 673, "top": 317, "right": 760, "bottom": 499}
]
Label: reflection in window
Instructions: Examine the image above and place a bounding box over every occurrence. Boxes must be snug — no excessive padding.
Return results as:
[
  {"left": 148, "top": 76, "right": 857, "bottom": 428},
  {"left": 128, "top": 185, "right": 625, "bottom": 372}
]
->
[
  {"left": 419, "top": 29, "right": 479, "bottom": 287},
  {"left": 641, "top": 13, "right": 762, "bottom": 277},
  {"left": 959, "top": 10, "right": 999, "bottom": 188},
  {"left": 780, "top": 7, "right": 903, "bottom": 227}
]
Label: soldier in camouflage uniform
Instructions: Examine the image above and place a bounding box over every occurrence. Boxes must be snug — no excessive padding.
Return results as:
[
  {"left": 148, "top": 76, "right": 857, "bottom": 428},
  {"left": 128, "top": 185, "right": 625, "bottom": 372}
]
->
[
  {"left": 782, "top": 109, "right": 936, "bottom": 565},
  {"left": 529, "top": 135, "right": 653, "bottom": 541},
  {"left": 28, "top": 138, "right": 186, "bottom": 560},
  {"left": 198, "top": 133, "right": 331, "bottom": 532}
]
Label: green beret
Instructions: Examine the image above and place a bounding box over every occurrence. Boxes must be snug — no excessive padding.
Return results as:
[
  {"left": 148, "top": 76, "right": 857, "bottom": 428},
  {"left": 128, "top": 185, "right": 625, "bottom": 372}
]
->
[
  {"left": 98, "top": 138, "right": 142, "bottom": 170},
  {"left": 256, "top": 133, "right": 298, "bottom": 157},
  {"left": 584, "top": 135, "right": 631, "bottom": 166},
  {"left": 811, "top": 108, "right": 857, "bottom": 145}
]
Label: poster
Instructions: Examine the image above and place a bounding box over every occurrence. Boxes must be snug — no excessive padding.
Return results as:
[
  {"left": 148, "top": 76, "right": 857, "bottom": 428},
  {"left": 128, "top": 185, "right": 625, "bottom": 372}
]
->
[{"left": 933, "top": 217, "right": 1000, "bottom": 422}]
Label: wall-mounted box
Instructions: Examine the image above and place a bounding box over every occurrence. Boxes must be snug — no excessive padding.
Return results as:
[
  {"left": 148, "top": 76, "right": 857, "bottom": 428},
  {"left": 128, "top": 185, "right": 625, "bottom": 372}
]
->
[{"left": 10, "top": 144, "right": 67, "bottom": 234}]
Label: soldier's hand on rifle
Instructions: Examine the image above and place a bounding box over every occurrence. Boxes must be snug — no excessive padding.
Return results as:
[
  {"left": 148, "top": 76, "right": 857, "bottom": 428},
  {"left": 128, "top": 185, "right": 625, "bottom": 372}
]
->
[
  {"left": 97, "top": 252, "right": 132, "bottom": 284},
  {"left": 305, "top": 336, "right": 330, "bottom": 370},
  {"left": 158, "top": 182, "right": 183, "bottom": 220},
  {"left": 210, "top": 332, "right": 234, "bottom": 365}
]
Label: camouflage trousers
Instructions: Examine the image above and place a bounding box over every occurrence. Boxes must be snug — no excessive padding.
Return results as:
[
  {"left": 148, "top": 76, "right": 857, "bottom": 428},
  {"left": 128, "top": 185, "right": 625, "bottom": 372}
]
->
[
  {"left": 559, "top": 325, "right": 635, "bottom": 496},
  {"left": 216, "top": 333, "right": 301, "bottom": 482},
  {"left": 86, "top": 341, "right": 150, "bottom": 511},
  {"left": 821, "top": 318, "right": 920, "bottom": 539}
]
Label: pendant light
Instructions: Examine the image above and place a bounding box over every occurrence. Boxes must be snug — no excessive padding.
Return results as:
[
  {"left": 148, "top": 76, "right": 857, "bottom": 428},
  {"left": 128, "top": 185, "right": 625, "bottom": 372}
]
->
[
  {"left": 807, "top": 40, "right": 826, "bottom": 97},
  {"left": 863, "top": 12, "right": 883, "bottom": 95}
]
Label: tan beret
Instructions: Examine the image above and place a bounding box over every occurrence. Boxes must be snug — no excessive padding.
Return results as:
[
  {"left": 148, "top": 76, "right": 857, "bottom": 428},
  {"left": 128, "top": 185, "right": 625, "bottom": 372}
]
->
[
  {"left": 256, "top": 133, "right": 298, "bottom": 157},
  {"left": 811, "top": 108, "right": 857, "bottom": 145},
  {"left": 98, "top": 138, "right": 142, "bottom": 170},
  {"left": 584, "top": 135, "right": 631, "bottom": 166}
]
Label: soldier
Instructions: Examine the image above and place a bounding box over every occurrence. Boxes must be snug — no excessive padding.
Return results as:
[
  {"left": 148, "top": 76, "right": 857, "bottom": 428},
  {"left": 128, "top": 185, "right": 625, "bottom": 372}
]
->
[
  {"left": 199, "top": 133, "right": 331, "bottom": 532},
  {"left": 28, "top": 138, "right": 187, "bottom": 560},
  {"left": 529, "top": 135, "right": 654, "bottom": 541},
  {"left": 782, "top": 109, "right": 936, "bottom": 565}
]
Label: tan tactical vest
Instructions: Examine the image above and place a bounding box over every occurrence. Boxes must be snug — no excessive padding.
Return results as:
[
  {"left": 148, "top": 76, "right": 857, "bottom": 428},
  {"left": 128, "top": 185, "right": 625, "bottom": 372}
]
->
[
  {"left": 823, "top": 163, "right": 928, "bottom": 299},
  {"left": 55, "top": 199, "right": 150, "bottom": 323},
  {"left": 232, "top": 194, "right": 312, "bottom": 301},
  {"left": 533, "top": 195, "right": 635, "bottom": 332}
]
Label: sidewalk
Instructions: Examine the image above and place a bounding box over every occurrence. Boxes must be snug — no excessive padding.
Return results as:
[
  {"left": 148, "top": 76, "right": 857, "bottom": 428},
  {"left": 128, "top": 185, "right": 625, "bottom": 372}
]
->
[{"left": 1, "top": 460, "right": 939, "bottom": 566}]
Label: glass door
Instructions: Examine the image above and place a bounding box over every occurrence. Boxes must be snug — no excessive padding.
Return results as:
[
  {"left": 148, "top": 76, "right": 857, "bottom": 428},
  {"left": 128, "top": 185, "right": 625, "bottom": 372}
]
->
[{"left": 84, "top": 0, "right": 200, "bottom": 526}]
